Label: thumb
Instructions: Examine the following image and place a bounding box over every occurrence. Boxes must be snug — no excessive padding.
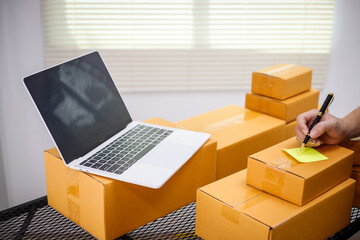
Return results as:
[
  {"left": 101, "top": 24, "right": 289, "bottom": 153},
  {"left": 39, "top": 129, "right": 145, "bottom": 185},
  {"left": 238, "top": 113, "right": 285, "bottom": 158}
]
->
[{"left": 309, "top": 121, "right": 329, "bottom": 139}]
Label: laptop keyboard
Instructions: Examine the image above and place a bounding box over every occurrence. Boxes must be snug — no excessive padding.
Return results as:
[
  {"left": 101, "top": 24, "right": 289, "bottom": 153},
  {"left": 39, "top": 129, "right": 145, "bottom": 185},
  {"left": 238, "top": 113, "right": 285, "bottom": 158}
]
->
[{"left": 79, "top": 124, "right": 173, "bottom": 175}]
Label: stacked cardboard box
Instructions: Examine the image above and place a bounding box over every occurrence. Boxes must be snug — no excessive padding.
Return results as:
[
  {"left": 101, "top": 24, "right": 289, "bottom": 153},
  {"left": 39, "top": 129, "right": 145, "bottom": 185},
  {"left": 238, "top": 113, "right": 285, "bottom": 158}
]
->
[
  {"left": 43, "top": 63, "right": 337, "bottom": 239},
  {"left": 339, "top": 140, "right": 360, "bottom": 207},
  {"left": 177, "top": 105, "right": 285, "bottom": 180},
  {"left": 45, "top": 117, "right": 217, "bottom": 240},
  {"left": 245, "top": 64, "right": 319, "bottom": 139},
  {"left": 196, "top": 137, "right": 355, "bottom": 240},
  {"left": 246, "top": 137, "right": 354, "bottom": 206},
  {"left": 352, "top": 166, "right": 360, "bottom": 208}
]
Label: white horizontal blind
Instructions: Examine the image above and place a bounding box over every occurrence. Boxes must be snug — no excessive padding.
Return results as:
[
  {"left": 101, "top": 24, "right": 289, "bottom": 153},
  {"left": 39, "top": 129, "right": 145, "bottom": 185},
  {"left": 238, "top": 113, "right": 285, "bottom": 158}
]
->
[{"left": 42, "top": 0, "right": 335, "bottom": 92}]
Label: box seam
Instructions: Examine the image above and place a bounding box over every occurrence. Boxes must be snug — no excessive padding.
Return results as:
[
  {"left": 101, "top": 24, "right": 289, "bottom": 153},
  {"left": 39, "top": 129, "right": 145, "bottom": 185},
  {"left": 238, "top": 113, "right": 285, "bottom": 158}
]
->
[
  {"left": 198, "top": 189, "right": 273, "bottom": 230},
  {"left": 249, "top": 157, "right": 306, "bottom": 180}
]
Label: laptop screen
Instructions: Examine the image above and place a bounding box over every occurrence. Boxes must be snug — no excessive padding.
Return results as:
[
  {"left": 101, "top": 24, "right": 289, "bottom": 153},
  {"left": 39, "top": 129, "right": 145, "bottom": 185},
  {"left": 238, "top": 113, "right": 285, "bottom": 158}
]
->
[{"left": 24, "top": 52, "right": 132, "bottom": 164}]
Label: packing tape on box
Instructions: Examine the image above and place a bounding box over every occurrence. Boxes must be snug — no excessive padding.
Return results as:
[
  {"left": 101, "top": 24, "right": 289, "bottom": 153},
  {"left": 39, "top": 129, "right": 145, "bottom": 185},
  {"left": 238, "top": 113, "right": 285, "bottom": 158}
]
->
[
  {"left": 262, "top": 181, "right": 282, "bottom": 196},
  {"left": 67, "top": 168, "right": 80, "bottom": 198},
  {"left": 66, "top": 168, "right": 81, "bottom": 224},
  {"left": 277, "top": 151, "right": 301, "bottom": 169},
  {"left": 262, "top": 165, "right": 285, "bottom": 197},
  {"left": 262, "top": 64, "right": 295, "bottom": 77},
  {"left": 257, "top": 97, "right": 272, "bottom": 113},
  {"left": 221, "top": 204, "right": 240, "bottom": 226},
  {"left": 204, "top": 111, "right": 260, "bottom": 132},
  {"left": 67, "top": 198, "right": 81, "bottom": 224},
  {"left": 246, "top": 93, "right": 276, "bottom": 117}
]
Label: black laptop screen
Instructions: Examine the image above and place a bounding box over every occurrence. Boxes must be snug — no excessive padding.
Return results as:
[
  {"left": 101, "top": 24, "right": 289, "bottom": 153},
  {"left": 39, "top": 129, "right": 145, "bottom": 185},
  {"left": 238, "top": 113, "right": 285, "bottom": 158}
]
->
[{"left": 24, "top": 52, "right": 132, "bottom": 164}]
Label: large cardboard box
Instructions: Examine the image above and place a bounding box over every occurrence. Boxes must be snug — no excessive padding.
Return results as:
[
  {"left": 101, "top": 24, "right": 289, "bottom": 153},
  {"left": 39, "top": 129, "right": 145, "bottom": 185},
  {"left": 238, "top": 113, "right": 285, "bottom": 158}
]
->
[
  {"left": 285, "top": 120, "right": 297, "bottom": 140},
  {"left": 45, "top": 118, "right": 217, "bottom": 240},
  {"left": 176, "top": 105, "right": 285, "bottom": 180},
  {"left": 351, "top": 166, "right": 360, "bottom": 208},
  {"left": 247, "top": 137, "right": 354, "bottom": 206},
  {"left": 196, "top": 169, "right": 355, "bottom": 240},
  {"left": 339, "top": 140, "right": 360, "bottom": 165},
  {"left": 245, "top": 89, "right": 319, "bottom": 123},
  {"left": 251, "top": 64, "right": 312, "bottom": 100}
]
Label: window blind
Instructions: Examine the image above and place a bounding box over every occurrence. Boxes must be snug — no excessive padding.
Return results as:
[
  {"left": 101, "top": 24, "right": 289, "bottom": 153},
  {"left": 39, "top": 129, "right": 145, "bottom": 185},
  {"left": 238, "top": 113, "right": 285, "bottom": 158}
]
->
[{"left": 41, "top": 0, "right": 335, "bottom": 92}]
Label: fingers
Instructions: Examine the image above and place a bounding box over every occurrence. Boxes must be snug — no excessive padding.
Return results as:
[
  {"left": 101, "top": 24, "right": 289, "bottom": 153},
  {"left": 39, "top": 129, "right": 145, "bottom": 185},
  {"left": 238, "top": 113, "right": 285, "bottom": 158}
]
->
[
  {"left": 295, "top": 109, "right": 319, "bottom": 143},
  {"left": 309, "top": 116, "right": 345, "bottom": 145},
  {"left": 306, "top": 138, "right": 323, "bottom": 147},
  {"left": 295, "top": 111, "right": 341, "bottom": 146},
  {"left": 296, "top": 135, "right": 322, "bottom": 147}
]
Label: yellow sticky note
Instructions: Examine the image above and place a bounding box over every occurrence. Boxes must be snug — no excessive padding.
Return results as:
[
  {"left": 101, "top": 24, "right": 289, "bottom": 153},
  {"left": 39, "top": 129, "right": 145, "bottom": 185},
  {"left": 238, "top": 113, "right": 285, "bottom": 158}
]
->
[{"left": 283, "top": 147, "right": 328, "bottom": 163}]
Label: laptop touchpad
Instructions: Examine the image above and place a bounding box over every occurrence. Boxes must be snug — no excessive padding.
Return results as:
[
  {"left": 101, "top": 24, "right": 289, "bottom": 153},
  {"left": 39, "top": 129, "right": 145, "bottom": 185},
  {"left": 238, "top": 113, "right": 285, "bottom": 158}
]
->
[{"left": 139, "top": 142, "right": 194, "bottom": 169}]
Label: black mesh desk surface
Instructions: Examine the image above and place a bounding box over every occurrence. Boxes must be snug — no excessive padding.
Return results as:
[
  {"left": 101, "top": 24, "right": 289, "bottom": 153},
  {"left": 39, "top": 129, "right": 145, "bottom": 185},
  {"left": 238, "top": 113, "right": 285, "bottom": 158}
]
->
[{"left": 1, "top": 196, "right": 360, "bottom": 240}]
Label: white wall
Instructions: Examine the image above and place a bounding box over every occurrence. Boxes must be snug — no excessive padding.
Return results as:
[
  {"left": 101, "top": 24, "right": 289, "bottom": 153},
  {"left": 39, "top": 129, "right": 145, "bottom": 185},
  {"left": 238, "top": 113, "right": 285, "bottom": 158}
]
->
[
  {"left": 0, "top": 0, "right": 53, "bottom": 210},
  {"left": 322, "top": 0, "right": 360, "bottom": 118},
  {"left": 0, "top": 0, "right": 245, "bottom": 210},
  {"left": 0, "top": 0, "right": 359, "bottom": 210}
]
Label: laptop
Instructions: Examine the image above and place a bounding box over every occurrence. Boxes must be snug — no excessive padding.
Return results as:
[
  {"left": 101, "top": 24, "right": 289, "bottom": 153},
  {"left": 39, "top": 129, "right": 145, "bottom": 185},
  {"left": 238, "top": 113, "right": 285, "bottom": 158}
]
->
[{"left": 23, "top": 51, "right": 210, "bottom": 189}]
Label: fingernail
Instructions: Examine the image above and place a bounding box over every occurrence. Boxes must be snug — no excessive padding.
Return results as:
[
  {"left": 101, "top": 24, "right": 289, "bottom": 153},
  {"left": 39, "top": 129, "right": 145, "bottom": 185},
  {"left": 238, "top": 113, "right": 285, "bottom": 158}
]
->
[
  {"left": 302, "top": 129, "right": 308, "bottom": 135},
  {"left": 309, "top": 139, "right": 316, "bottom": 144}
]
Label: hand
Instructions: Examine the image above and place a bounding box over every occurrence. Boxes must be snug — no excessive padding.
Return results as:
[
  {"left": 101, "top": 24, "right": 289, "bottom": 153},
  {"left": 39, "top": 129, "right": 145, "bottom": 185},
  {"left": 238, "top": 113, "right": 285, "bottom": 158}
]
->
[{"left": 295, "top": 109, "right": 349, "bottom": 147}]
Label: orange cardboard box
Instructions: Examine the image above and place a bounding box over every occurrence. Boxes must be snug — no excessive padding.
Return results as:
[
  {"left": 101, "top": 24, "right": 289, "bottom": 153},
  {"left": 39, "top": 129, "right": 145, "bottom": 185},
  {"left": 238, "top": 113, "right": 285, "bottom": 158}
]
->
[
  {"left": 245, "top": 89, "right": 319, "bottom": 123},
  {"left": 196, "top": 169, "right": 354, "bottom": 240},
  {"left": 246, "top": 137, "right": 354, "bottom": 206},
  {"left": 285, "top": 120, "right": 297, "bottom": 140},
  {"left": 351, "top": 166, "right": 360, "bottom": 208},
  {"left": 251, "top": 64, "right": 312, "bottom": 100},
  {"left": 339, "top": 140, "right": 360, "bottom": 165},
  {"left": 44, "top": 118, "right": 217, "bottom": 240},
  {"left": 176, "top": 105, "right": 285, "bottom": 180}
]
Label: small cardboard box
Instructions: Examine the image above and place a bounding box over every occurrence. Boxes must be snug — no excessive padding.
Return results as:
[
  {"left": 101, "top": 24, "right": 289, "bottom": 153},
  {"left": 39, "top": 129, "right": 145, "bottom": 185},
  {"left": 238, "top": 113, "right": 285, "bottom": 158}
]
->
[
  {"left": 196, "top": 169, "right": 355, "bottom": 240},
  {"left": 45, "top": 118, "right": 217, "bottom": 240},
  {"left": 246, "top": 137, "right": 354, "bottom": 206},
  {"left": 245, "top": 89, "right": 319, "bottom": 123},
  {"left": 176, "top": 105, "right": 285, "bottom": 180},
  {"left": 351, "top": 166, "right": 360, "bottom": 208},
  {"left": 251, "top": 64, "right": 312, "bottom": 100},
  {"left": 285, "top": 120, "right": 297, "bottom": 140},
  {"left": 339, "top": 140, "right": 360, "bottom": 165}
]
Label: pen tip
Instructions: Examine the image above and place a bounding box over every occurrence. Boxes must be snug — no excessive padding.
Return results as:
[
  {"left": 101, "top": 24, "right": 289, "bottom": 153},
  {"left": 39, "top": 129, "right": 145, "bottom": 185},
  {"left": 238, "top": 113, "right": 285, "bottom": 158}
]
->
[{"left": 300, "top": 143, "right": 305, "bottom": 151}]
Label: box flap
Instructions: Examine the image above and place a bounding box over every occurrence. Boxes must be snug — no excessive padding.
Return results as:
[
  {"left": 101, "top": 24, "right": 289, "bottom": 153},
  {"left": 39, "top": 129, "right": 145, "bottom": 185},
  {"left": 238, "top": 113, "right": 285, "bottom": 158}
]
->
[
  {"left": 177, "top": 105, "right": 284, "bottom": 149},
  {"left": 199, "top": 171, "right": 262, "bottom": 207},
  {"left": 256, "top": 64, "right": 311, "bottom": 80},
  {"left": 241, "top": 178, "right": 355, "bottom": 228},
  {"left": 198, "top": 168, "right": 355, "bottom": 240},
  {"left": 196, "top": 184, "right": 271, "bottom": 240},
  {"left": 178, "top": 105, "right": 259, "bottom": 131},
  {"left": 199, "top": 170, "right": 303, "bottom": 229},
  {"left": 250, "top": 137, "right": 354, "bottom": 179}
]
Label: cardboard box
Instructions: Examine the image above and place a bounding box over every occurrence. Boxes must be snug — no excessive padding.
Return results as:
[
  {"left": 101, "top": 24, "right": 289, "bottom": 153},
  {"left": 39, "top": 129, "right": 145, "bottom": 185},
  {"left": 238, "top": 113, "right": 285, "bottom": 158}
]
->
[
  {"left": 45, "top": 117, "right": 217, "bottom": 240},
  {"left": 176, "top": 105, "right": 285, "bottom": 180},
  {"left": 339, "top": 140, "right": 360, "bottom": 165},
  {"left": 196, "top": 169, "right": 355, "bottom": 240},
  {"left": 245, "top": 89, "right": 319, "bottom": 123},
  {"left": 351, "top": 166, "right": 360, "bottom": 208},
  {"left": 285, "top": 120, "right": 297, "bottom": 140},
  {"left": 246, "top": 137, "right": 354, "bottom": 206},
  {"left": 251, "top": 64, "right": 312, "bottom": 100}
]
